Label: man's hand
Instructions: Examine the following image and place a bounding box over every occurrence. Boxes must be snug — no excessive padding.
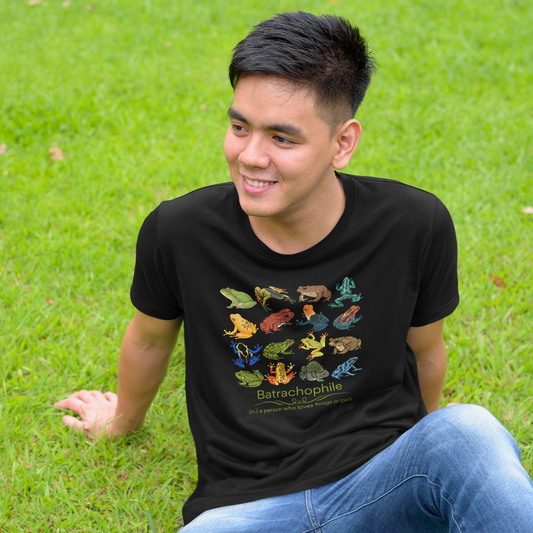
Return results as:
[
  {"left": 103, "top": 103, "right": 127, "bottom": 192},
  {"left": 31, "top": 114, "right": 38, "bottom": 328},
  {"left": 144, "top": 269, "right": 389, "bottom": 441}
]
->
[
  {"left": 54, "top": 311, "right": 182, "bottom": 439},
  {"left": 54, "top": 390, "right": 123, "bottom": 438}
]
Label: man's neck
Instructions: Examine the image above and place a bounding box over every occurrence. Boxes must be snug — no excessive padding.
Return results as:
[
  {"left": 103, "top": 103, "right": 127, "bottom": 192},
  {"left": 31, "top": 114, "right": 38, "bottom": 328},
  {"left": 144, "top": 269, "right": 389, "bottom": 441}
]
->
[{"left": 248, "top": 176, "right": 346, "bottom": 255}]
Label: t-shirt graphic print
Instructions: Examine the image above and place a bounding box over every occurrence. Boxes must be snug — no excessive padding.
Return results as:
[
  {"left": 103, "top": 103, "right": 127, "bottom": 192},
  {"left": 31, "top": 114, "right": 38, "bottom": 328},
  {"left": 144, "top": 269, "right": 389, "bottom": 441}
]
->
[{"left": 220, "top": 277, "right": 364, "bottom": 416}]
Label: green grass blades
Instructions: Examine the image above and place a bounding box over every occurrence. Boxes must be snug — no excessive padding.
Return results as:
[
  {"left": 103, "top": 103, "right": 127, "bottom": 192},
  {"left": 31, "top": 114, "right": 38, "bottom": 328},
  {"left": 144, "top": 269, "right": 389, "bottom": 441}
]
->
[{"left": 1, "top": 0, "right": 532, "bottom": 530}]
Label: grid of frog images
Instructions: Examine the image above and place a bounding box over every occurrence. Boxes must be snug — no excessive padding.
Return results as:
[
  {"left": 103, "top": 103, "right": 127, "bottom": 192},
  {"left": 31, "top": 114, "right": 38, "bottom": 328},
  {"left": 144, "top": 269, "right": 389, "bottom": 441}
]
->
[{"left": 220, "top": 278, "right": 365, "bottom": 411}]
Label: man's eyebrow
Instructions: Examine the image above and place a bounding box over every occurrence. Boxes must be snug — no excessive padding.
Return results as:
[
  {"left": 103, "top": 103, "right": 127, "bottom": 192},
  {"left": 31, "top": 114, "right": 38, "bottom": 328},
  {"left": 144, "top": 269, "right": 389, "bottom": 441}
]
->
[
  {"left": 227, "top": 107, "right": 246, "bottom": 123},
  {"left": 227, "top": 106, "right": 304, "bottom": 138},
  {"left": 266, "top": 122, "right": 303, "bottom": 137}
]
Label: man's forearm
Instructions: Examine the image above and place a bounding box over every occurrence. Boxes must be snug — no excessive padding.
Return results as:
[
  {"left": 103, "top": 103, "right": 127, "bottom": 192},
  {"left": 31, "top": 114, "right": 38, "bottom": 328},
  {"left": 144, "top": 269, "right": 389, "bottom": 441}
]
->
[
  {"left": 113, "top": 316, "right": 179, "bottom": 433},
  {"left": 408, "top": 319, "right": 447, "bottom": 414},
  {"left": 416, "top": 351, "right": 447, "bottom": 413}
]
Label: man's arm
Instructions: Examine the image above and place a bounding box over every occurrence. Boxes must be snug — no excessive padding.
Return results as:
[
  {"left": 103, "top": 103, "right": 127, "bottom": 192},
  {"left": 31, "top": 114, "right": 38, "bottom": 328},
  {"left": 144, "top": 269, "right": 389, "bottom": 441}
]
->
[
  {"left": 54, "top": 310, "right": 182, "bottom": 437},
  {"left": 406, "top": 318, "right": 447, "bottom": 413}
]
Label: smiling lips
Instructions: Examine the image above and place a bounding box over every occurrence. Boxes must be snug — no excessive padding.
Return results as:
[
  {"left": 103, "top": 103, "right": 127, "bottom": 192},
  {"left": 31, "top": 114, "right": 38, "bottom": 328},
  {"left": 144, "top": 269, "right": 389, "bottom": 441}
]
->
[{"left": 243, "top": 175, "right": 277, "bottom": 191}]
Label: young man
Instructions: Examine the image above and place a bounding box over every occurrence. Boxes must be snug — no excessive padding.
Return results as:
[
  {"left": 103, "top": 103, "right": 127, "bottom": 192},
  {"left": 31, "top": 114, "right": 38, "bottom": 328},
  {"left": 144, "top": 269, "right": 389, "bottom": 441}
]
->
[{"left": 55, "top": 12, "right": 533, "bottom": 532}]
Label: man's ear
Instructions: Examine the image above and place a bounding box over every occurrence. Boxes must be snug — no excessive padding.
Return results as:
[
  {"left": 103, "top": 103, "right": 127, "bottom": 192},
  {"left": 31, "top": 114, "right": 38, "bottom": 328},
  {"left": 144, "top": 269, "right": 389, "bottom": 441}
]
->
[{"left": 331, "top": 119, "right": 362, "bottom": 170}]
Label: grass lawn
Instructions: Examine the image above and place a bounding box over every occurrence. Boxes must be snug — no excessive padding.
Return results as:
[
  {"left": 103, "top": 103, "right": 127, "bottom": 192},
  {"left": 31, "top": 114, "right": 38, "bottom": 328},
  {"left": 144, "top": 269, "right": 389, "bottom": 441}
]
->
[{"left": 1, "top": 0, "right": 532, "bottom": 531}]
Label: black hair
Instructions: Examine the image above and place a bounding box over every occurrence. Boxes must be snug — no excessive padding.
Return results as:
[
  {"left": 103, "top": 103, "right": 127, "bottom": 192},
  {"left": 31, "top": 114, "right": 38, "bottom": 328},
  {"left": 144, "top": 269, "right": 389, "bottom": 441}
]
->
[{"left": 229, "top": 11, "right": 377, "bottom": 127}]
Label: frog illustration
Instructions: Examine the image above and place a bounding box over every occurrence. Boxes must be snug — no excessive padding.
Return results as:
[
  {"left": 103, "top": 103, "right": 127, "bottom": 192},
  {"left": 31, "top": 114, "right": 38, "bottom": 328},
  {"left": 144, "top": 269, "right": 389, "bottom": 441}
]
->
[
  {"left": 260, "top": 309, "right": 294, "bottom": 334},
  {"left": 220, "top": 288, "right": 257, "bottom": 309},
  {"left": 235, "top": 370, "right": 264, "bottom": 388},
  {"left": 331, "top": 357, "right": 362, "bottom": 379},
  {"left": 264, "top": 362, "right": 295, "bottom": 385},
  {"left": 333, "top": 306, "right": 362, "bottom": 330},
  {"left": 230, "top": 341, "right": 263, "bottom": 367},
  {"left": 224, "top": 314, "right": 258, "bottom": 339},
  {"left": 329, "top": 336, "right": 362, "bottom": 355},
  {"left": 329, "top": 277, "right": 363, "bottom": 308},
  {"left": 296, "top": 285, "right": 332, "bottom": 303},
  {"left": 263, "top": 339, "right": 295, "bottom": 360},
  {"left": 299, "top": 361, "right": 329, "bottom": 382},
  {"left": 299, "top": 331, "right": 328, "bottom": 360},
  {"left": 255, "top": 286, "right": 295, "bottom": 311},
  {"left": 296, "top": 304, "right": 329, "bottom": 332}
]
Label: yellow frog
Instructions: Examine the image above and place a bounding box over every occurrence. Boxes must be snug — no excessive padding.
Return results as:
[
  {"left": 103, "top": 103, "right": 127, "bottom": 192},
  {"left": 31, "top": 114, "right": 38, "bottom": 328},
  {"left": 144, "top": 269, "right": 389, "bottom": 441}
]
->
[{"left": 224, "top": 313, "right": 257, "bottom": 339}]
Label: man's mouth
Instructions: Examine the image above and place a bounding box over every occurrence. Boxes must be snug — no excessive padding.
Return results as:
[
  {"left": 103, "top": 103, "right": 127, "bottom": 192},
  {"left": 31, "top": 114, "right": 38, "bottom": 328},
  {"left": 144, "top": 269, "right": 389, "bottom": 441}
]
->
[{"left": 242, "top": 176, "right": 277, "bottom": 190}]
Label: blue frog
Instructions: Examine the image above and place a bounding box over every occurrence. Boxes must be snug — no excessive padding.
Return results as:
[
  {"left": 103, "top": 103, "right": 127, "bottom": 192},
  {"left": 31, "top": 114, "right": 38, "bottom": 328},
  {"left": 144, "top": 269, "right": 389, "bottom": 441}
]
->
[
  {"left": 296, "top": 304, "right": 329, "bottom": 332},
  {"left": 333, "top": 305, "right": 363, "bottom": 330},
  {"left": 331, "top": 357, "right": 362, "bottom": 379},
  {"left": 230, "top": 341, "right": 263, "bottom": 367}
]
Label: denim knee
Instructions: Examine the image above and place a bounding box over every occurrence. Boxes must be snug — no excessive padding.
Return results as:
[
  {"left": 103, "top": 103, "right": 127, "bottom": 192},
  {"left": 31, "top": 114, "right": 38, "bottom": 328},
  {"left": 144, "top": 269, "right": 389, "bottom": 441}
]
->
[{"left": 422, "top": 404, "right": 521, "bottom": 465}]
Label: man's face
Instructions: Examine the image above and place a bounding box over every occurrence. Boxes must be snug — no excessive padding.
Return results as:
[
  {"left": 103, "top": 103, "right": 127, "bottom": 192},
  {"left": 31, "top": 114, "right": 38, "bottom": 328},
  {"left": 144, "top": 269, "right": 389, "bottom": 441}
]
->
[{"left": 224, "top": 75, "right": 341, "bottom": 222}]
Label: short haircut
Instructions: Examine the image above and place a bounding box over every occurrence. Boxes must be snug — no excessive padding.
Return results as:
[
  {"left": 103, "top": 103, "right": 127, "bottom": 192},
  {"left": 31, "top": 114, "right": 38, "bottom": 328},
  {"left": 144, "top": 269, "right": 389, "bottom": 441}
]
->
[{"left": 228, "top": 11, "right": 377, "bottom": 129}]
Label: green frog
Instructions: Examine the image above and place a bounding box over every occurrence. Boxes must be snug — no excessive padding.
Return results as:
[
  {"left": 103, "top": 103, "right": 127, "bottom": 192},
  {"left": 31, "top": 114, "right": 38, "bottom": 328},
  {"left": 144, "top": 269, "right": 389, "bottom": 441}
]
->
[
  {"left": 299, "top": 332, "right": 328, "bottom": 360},
  {"left": 263, "top": 339, "right": 295, "bottom": 360},
  {"left": 220, "top": 288, "right": 257, "bottom": 309},
  {"left": 235, "top": 370, "right": 264, "bottom": 388}
]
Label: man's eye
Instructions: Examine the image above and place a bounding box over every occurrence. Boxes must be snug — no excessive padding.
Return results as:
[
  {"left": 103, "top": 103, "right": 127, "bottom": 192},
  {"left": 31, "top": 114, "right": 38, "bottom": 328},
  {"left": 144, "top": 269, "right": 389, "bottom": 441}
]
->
[
  {"left": 232, "top": 124, "right": 246, "bottom": 133},
  {"left": 273, "top": 135, "right": 292, "bottom": 145}
]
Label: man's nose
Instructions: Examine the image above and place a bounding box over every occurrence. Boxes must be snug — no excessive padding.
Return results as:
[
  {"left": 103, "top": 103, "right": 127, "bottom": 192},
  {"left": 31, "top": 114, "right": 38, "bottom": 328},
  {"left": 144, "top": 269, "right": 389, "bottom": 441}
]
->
[{"left": 238, "top": 135, "right": 270, "bottom": 169}]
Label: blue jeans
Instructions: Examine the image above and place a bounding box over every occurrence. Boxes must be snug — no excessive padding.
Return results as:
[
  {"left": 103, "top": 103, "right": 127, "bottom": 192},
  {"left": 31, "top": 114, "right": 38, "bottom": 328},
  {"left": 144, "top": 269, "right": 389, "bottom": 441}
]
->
[{"left": 180, "top": 405, "right": 533, "bottom": 532}]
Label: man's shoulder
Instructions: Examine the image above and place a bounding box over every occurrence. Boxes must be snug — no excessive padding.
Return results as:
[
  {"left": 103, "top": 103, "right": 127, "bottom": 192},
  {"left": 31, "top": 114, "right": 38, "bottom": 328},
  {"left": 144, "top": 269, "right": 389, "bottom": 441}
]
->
[
  {"left": 161, "top": 182, "right": 235, "bottom": 212},
  {"left": 343, "top": 172, "right": 439, "bottom": 200},
  {"left": 341, "top": 172, "right": 445, "bottom": 216},
  {"left": 153, "top": 182, "right": 236, "bottom": 226}
]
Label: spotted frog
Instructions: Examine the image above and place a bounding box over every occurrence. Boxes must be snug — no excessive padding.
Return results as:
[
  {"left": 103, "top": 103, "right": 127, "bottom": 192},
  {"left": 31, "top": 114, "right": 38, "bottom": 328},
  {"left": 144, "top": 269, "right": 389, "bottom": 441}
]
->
[
  {"left": 264, "top": 362, "right": 295, "bottom": 385},
  {"left": 224, "top": 314, "right": 257, "bottom": 339},
  {"left": 329, "top": 277, "right": 362, "bottom": 308},
  {"left": 263, "top": 339, "right": 294, "bottom": 360}
]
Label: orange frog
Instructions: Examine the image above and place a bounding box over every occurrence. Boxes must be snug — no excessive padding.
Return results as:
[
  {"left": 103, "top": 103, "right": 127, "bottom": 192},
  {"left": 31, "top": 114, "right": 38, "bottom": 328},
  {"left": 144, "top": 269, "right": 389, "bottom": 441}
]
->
[{"left": 264, "top": 362, "right": 295, "bottom": 385}]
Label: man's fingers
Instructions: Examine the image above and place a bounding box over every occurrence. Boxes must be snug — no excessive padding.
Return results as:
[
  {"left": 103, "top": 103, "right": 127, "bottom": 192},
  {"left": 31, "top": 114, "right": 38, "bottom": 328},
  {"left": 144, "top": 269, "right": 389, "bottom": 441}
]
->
[
  {"left": 62, "top": 415, "right": 88, "bottom": 433},
  {"left": 54, "top": 396, "right": 87, "bottom": 415},
  {"left": 74, "top": 390, "right": 94, "bottom": 402},
  {"left": 54, "top": 390, "right": 116, "bottom": 411},
  {"left": 54, "top": 390, "right": 91, "bottom": 406},
  {"left": 88, "top": 390, "right": 108, "bottom": 402},
  {"left": 103, "top": 391, "right": 117, "bottom": 402},
  {"left": 54, "top": 390, "right": 118, "bottom": 438}
]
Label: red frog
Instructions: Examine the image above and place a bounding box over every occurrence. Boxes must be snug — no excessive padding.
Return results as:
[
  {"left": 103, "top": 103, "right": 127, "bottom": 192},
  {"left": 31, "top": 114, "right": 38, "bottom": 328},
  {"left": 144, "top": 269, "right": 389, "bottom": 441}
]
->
[
  {"left": 333, "top": 305, "right": 362, "bottom": 330},
  {"left": 260, "top": 309, "right": 294, "bottom": 334}
]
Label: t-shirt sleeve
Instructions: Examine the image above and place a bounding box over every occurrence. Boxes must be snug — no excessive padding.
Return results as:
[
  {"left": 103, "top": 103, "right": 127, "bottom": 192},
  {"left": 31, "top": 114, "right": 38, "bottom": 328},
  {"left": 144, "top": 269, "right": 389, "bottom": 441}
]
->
[
  {"left": 410, "top": 198, "right": 459, "bottom": 327},
  {"left": 130, "top": 206, "right": 183, "bottom": 320}
]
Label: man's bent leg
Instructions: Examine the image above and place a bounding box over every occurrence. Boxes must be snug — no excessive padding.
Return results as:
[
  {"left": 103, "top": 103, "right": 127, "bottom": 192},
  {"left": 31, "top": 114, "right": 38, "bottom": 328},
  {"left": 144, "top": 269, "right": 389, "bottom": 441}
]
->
[
  {"left": 180, "top": 405, "right": 533, "bottom": 532},
  {"left": 179, "top": 490, "right": 315, "bottom": 533},
  {"left": 311, "top": 404, "right": 533, "bottom": 532}
]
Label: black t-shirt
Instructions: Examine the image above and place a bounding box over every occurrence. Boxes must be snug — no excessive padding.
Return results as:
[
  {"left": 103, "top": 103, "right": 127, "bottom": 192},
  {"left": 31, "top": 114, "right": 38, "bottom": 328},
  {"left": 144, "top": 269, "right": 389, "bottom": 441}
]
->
[{"left": 131, "top": 172, "right": 459, "bottom": 524}]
